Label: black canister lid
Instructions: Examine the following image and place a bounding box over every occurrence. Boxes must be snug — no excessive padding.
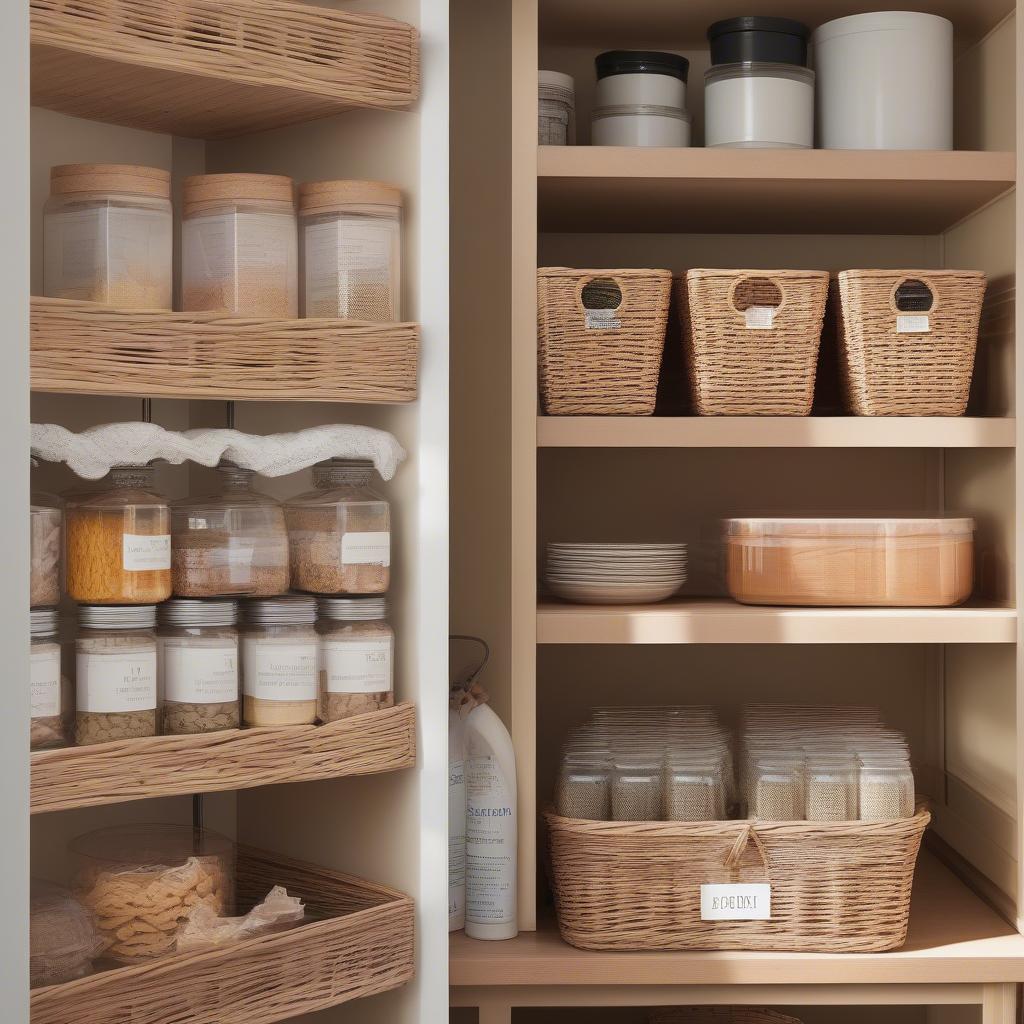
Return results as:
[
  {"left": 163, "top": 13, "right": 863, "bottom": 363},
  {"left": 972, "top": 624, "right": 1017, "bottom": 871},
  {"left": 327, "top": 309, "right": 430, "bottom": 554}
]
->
[
  {"left": 595, "top": 50, "right": 690, "bottom": 83},
  {"left": 707, "top": 17, "right": 811, "bottom": 66}
]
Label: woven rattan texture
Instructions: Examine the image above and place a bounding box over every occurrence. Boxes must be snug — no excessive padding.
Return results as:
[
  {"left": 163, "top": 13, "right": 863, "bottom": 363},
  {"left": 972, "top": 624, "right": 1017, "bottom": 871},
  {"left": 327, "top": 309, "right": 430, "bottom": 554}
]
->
[
  {"left": 838, "top": 270, "right": 986, "bottom": 416},
  {"left": 652, "top": 1010, "right": 803, "bottom": 1024},
  {"left": 546, "top": 805, "right": 929, "bottom": 952},
  {"left": 32, "top": 702, "right": 415, "bottom": 814},
  {"left": 538, "top": 268, "right": 672, "bottom": 415},
  {"left": 31, "top": 846, "right": 414, "bottom": 1024},
  {"left": 684, "top": 270, "right": 829, "bottom": 416},
  {"left": 31, "top": 297, "right": 418, "bottom": 403},
  {"left": 31, "top": 0, "right": 419, "bottom": 137}
]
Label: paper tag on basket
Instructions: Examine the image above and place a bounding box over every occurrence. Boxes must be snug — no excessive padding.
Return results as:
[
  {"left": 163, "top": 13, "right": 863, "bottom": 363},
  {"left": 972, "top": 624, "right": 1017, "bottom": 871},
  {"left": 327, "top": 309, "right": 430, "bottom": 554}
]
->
[
  {"left": 897, "top": 314, "right": 930, "bottom": 334},
  {"left": 700, "top": 883, "right": 771, "bottom": 921},
  {"left": 744, "top": 306, "right": 776, "bottom": 330},
  {"left": 584, "top": 308, "right": 621, "bottom": 330}
]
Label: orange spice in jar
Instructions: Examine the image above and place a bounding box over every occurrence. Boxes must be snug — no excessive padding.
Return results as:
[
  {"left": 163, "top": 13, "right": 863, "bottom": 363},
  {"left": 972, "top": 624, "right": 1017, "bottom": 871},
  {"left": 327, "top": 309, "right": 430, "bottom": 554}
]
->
[{"left": 65, "top": 466, "right": 171, "bottom": 605}]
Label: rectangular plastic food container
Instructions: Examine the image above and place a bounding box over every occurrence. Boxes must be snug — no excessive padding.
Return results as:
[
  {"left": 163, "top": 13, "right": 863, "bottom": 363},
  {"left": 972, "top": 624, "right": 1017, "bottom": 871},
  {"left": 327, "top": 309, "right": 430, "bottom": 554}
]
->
[{"left": 724, "top": 517, "right": 974, "bottom": 607}]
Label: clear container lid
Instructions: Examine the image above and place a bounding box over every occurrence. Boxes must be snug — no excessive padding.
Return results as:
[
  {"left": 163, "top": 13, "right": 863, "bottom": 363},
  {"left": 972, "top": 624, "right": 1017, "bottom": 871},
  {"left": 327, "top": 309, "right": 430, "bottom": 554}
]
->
[
  {"left": 66, "top": 466, "right": 167, "bottom": 511},
  {"left": 243, "top": 595, "right": 317, "bottom": 626},
  {"left": 705, "top": 61, "right": 814, "bottom": 86},
  {"left": 79, "top": 605, "right": 158, "bottom": 629},
  {"left": 318, "top": 596, "right": 388, "bottom": 621},
  {"left": 592, "top": 104, "right": 692, "bottom": 123},
  {"left": 160, "top": 599, "right": 238, "bottom": 628},
  {"left": 298, "top": 179, "right": 402, "bottom": 217},
  {"left": 725, "top": 516, "right": 975, "bottom": 539},
  {"left": 31, "top": 607, "right": 58, "bottom": 637}
]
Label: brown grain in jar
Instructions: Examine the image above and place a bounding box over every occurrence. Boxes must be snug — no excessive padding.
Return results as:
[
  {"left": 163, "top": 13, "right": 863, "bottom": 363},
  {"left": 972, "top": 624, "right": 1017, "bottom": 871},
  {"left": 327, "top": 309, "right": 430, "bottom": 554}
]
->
[{"left": 31, "top": 608, "right": 70, "bottom": 750}]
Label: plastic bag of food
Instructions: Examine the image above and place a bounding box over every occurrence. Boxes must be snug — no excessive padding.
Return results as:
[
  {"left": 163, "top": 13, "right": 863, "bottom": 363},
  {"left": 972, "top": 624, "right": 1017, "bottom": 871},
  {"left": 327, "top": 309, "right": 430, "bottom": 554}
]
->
[
  {"left": 30, "top": 880, "right": 107, "bottom": 988},
  {"left": 176, "top": 886, "right": 304, "bottom": 952}
]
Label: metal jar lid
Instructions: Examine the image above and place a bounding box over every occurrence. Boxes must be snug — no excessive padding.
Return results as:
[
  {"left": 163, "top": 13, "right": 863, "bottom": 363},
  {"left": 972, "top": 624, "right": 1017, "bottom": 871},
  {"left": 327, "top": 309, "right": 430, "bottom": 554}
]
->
[
  {"left": 318, "top": 597, "right": 388, "bottom": 621},
  {"left": 243, "top": 595, "right": 317, "bottom": 626},
  {"left": 79, "top": 605, "right": 158, "bottom": 629},
  {"left": 31, "top": 607, "right": 58, "bottom": 637},
  {"left": 160, "top": 599, "right": 238, "bottom": 628}
]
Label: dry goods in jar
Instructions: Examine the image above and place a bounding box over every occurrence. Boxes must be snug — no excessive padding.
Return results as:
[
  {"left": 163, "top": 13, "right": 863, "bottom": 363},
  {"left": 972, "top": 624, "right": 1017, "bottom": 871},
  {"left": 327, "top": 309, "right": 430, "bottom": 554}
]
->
[
  {"left": 31, "top": 607, "right": 68, "bottom": 750},
  {"left": 31, "top": 495, "right": 62, "bottom": 607},
  {"left": 318, "top": 596, "right": 395, "bottom": 721},
  {"left": 30, "top": 881, "right": 107, "bottom": 988}
]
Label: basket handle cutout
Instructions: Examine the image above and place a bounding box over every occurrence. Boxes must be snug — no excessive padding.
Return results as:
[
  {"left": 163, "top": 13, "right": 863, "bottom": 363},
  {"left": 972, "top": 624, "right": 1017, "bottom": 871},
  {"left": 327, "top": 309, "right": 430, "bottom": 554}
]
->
[
  {"left": 894, "top": 279, "right": 935, "bottom": 313},
  {"left": 578, "top": 277, "right": 624, "bottom": 330},
  {"left": 724, "top": 825, "right": 770, "bottom": 873},
  {"left": 730, "top": 277, "right": 783, "bottom": 329}
]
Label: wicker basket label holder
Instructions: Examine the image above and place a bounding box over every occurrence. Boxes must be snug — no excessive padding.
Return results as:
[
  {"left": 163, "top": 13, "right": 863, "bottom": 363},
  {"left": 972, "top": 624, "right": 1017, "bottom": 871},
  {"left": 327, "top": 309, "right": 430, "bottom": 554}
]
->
[{"left": 545, "top": 805, "right": 930, "bottom": 952}]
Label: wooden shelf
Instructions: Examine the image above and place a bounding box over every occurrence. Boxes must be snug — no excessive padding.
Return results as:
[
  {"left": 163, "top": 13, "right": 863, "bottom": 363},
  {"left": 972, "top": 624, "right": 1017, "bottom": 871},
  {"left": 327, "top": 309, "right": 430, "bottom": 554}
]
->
[
  {"left": 30, "top": 0, "right": 419, "bottom": 138},
  {"left": 538, "top": 417, "right": 1017, "bottom": 449},
  {"left": 536, "top": 599, "right": 1017, "bottom": 645},
  {"left": 31, "top": 703, "right": 415, "bottom": 814},
  {"left": 537, "top": 148, "right": 1016, "bottom": 234},
  {"left": 450, "top": 852, "right": 1024, "bottom": 987}
]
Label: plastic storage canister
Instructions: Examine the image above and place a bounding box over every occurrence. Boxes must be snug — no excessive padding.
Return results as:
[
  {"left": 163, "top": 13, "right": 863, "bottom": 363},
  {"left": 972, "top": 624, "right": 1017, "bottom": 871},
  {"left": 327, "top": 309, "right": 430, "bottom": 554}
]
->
[
  {"left": 592, "top": 106, "right": 692, "bottom": 147},
  {"left": 75, "top": 604, "right": 158, "bottom": 746},
  {"left": 318, "top": 597, "right": 395, "bottom": 721},
  {"left": 31, "top": 481, "right": 62, "bottom": 607},
  {"left": 65, "top": 465, "right": 171, "bottom": 605},
  {"left": 31, "top": 608, "right": 66, "bottom": 751},
  {"left": 812, "top": 12, "right": 954, "bottom": 150},
  {"left": 705, "top": 63, "right": 814, "bottom": 148},
  {"left": 158, "top": 600, "right": 239, "bottom": 735},
  {"left": 725, "top": 517, "right": 975, "bottom": 607},
  {"left": 299, "top": 179, "right": 402, "bottom": 322},
  {"left": 43, "top": 163, "right": 172, "bottom": 309},
  {"left": 707, "top": 17, "right": 810, "bottom": 66},
  {"left": 538, "top": 70, "right": 576, "bottom": 145},
  {"left": 595, "top": 51, "right": 689, "bottom": 108},
  {"left": 182, "top": 173, "right": 298, "bottom": 317},
  {"left": 241, "top": 595, "right": 319, "bottom": 727}
]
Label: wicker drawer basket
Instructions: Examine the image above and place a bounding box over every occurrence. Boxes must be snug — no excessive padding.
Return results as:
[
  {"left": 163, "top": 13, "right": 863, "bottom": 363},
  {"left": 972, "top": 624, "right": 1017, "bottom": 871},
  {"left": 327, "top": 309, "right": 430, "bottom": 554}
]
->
[
  {"left": 546, "top": 805, "right": 929, "bottom": 952},
  {"left": 538, "top": 267, "right": 672, "bottom": 415},
  {"left": 838, "top": 270, "right": 986, "bottom": 416},
  {"left": 684, "top": 270, "right": 829, "bottom": 416},
  {"left": 31, "top": 846, "right": 414, "bottom": 1024}
]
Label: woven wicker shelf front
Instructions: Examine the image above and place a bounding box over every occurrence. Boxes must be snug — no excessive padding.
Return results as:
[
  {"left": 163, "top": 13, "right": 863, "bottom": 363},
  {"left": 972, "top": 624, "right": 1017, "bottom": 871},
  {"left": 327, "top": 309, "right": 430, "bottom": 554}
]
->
[
  {"left": 31, "top": 846, "right": 414, "bottom": 1024},
  {"left": 546, "top": 805, "right": 930, "bottom": 952},
  {"left": 32, "top": 702, "right": 416, "bottom": 814},
  {"left": 31, "top": 297, "right": 419, "bottom": 403},
  {"left": 652, "top": 1010, "right": 803, "bottom": 1024},
  {"left": 31, "top": 0, "right": 419, "bottom": 138}
]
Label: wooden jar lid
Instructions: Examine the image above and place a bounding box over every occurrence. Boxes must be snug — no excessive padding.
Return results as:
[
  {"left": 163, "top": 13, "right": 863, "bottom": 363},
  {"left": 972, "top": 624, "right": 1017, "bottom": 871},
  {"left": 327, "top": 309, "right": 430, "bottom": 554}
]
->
[
  {"left": 183, "top": 173, "right": 295, "bottom": 216},
  {"left": 298, "top": 179, "right": 402, "bottom": 216},
  {"left": 50, "top": 164, "right": 171, "bottom": 199}
]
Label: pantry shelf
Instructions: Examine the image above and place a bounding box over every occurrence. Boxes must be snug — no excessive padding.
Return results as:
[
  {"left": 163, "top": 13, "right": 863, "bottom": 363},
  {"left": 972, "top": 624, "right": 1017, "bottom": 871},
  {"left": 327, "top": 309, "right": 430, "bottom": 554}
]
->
[
  {"left": 537, "top": 147, "right": 1016, "bottom": 234},
  {"left": 536, "top": 599, "right": 1017, "bottom": 645},
  {"left": 537, "top": 417, "right": 1017, "bottom": 448},
  {"left": 30, "top": 0, "right": 419, "bottom": 139},
  {"left": 30, "top": 702, "right": 416, "bottom": 815}
]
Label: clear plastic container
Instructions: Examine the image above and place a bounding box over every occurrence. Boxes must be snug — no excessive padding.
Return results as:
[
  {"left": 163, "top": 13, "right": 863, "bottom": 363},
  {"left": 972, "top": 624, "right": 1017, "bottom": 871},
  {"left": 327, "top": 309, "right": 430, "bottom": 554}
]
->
[
  {"left": 556, "top": 752, "right": 611, "bottom": 820},
  {"left": 725, "top": 517, "right": 975, "bottom": 607},
  {"left": 318, "top": 597, "right": 394, "bottom": 722},
  {"left": 805, "top": 754, "right": 857, "bottom": 821},
  {"left": 751, "top": 757, "right": 805, "bottom": 820},
  {"left": 31, "top": 607, "right": 69, "bottom": 751},
  {"left": 664, "top": 760, "right": 726, "bottom": 821},
  {"left": 170, "top": 464, "right": 289, "bottom": 598},
  {"left": 30, "top": 880, "right": 106, "bottom": 988},
  {"left": 539, "top": 70, "right": 576, "bottom": 145},
  {"left": 31, "top": 482, "right": 62, "bottom": 608},
  {"left": 299, "top": 179, "right": 402, "bottom": 321},
  {"left": 181, "top": 173, "right": 297, "bottom": 317},
  {"left": 283, "top": 459, "right": 391, "bottom": 595},
  {"left": 611, "top": 752, "right": 662, "bottom": 821},
  {"left": 75, "top": 604, "right": 158, "bottom": 745},
  {"left": 158, "top": 599, "right": 239, "bottom": 735},
  {"left": 65, "top": 466, "right": 171, "bottom": 605},
  {"left": 43, "top": 163, "right": 172, "bottom": 309},
  {"left": 70, "top": 824, "right": 233, "bottom": 963},
  {"left": 858, "top": 758, "right": 915, "bottom": 820}
]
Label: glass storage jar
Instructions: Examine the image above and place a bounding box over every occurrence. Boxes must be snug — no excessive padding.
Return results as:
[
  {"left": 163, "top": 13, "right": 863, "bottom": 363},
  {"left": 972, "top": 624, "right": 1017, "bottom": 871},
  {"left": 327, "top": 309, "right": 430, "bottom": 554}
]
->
[
  {"left": 158, "top": 599, "right": 239, "bottom": 735},
  {"left": 181, "top": 173, "right": 297, "bottom": 317},
  {"left": 31, "top": 608, "right": 68, "bottom": 750},
  {"left": 858, "top": 757, "right": 915, "bottom": 820},
  {"left": 75, "top": 604, "right": 158, "bottom": 746},
  {"left": 556, "top": 751, "right": 610, "bottom": 820},
  {"left": 283, "top": 458, "right": 390, "bottom": 595},
  {"left": 610, "top": 751, "right": 662, "bottom": 821},
  {"left": 65, "top": 465, "right": 171, "bottom": 605},
  {"left": 43, "top": 163, "right": 172, "bottom": 309},
  {"left": 298, "top": 179, "right": 402, "bottom": 321},
  {"left": 805, "top": 753, "right": 857, "bottom": 820},
  {"left": 664, "top": 759, "right": 726, "bottom": 821},
  {"left": 171, "top": 464, "right": 289, "bottom": 598},
  {"left": 31, "top": 480, "right": 62, "bottom": 608},
  {"left": 317, "top": 597, "right": 394, "bottom": 721},
  {"left": 241, "top": 595, "right": 318, "bottom": 727}
]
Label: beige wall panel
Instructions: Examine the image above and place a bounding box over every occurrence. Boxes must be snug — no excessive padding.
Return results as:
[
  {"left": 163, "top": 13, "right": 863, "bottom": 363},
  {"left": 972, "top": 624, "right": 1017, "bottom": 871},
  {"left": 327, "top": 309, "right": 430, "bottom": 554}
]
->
[{"left": 956, "top": 14, "right": 1017, "bottom": 151}]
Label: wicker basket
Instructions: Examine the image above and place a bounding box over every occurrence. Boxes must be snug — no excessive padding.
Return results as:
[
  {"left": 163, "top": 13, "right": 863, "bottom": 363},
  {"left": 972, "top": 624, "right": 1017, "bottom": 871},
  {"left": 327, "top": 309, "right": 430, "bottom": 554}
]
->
[
  {"left": 652, "top": 1010, "right": 803, "bottom": 1024},
  {"left": 684, "top": 270, "right": 829, "bottom": 415},
  {"left": 31, "top": 846, "right": 414, "bottom": 1024},
  {"left": 838, "top": 270, "right": 986, "bottom": 416},
  {"left": 546, "top": 805, "right": 929, "bottom": 952},
  {"left": 538, "top": 268, "right": 672, "bottom": 415}
]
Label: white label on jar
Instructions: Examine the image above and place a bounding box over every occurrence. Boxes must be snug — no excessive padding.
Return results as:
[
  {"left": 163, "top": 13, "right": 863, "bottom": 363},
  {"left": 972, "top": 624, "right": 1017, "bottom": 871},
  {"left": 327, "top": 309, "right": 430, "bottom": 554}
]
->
[
  {"left": 341, "top": 531, "right": 391, "bottom": 567},
  {"left": 227, "top": 539, "right": 255, "bottom": 585},
  {"left": 123, "top": 533, "right": 171, "bottom": 572},
  {"left": 745, "top": 305, "right": 777, "bottom": 329},
  {"left": 241, "top": 641, "right": 317, "bottom": 701},
  {"left": 584, "top": 308, "right": 620, "bottom": 330},
  {"left": 30, "top": 647, "right": 61, "bottom": 718},
  {"left": 897, "top": 314, "right": 930, "bottom": 334},
  {"left": 77, "top": 650, "right": 158, "bottom": 713},
  {"left": 323, "top": 638, "right": 393, "bottom": 693},
  {"left": 164, "top": 644, "right": 238, "bottom": 704},
  {"left": 701, "top": 883, "right": 771, "bottom": 921}
]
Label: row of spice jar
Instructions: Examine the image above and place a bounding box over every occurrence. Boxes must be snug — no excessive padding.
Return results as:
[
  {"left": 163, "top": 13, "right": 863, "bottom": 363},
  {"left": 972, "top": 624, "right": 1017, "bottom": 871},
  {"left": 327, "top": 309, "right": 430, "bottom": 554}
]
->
[
  {"left": 30, "top": 594, "right": 394, "bottom": 751},
  {"left": 31, "top": 459, "right": 390, "bottom": 607},
  {"left": 43, "top": 164, "right": 402, "bottom": 321}
]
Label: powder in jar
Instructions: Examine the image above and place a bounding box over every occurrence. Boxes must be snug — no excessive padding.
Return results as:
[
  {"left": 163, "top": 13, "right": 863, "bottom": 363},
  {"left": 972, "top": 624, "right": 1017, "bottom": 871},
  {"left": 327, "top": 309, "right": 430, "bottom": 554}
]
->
[
  {"left": 859, "top": 764, "right": 915, "bottom": 820},
  {"left": 318, "top": 597, "right": 394, "bottom": 722},
  {"left": 172, "top": 533, "right": 289, "bottom": 598},
  {"left": 556, "top": 773, "right": 610, "bottom": 820},
  {"left": 31, "top": 504, "right": 62, "bottom": 607},
  {"left": 666, "top": 778, "right": 721, "bottom": 821},
  {"left": 753, "top": 777, "right": 798, "bottom": 821},
  {"left": 806, "top": 777, "right": 855, "bottom": 821},
  {"left": 611, "top": 770, "right": 661, "bottom": 822}
]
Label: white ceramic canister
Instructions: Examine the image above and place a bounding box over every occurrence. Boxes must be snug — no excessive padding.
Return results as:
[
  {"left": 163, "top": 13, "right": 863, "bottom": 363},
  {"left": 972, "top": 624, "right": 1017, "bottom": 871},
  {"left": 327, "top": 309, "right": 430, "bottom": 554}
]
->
[
  {"left": 538, "top": 70, "right": 576, "bottom": 145},
  {"left": 594, "top": 50, "right": 689, "bottom": 110},
  {"left": 705, "top": 62, "right": 814, "bottom": 149},
  {"left": 592, "top": 105, "right": 692, "bottom": 148},
  {"left": 812, "top": 12, "right": 953, "bottom": 150}
]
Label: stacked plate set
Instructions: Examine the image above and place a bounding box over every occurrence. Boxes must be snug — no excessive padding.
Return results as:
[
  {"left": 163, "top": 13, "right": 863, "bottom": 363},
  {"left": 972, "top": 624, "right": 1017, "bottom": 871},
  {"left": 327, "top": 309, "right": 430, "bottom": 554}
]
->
[{"left": 545, "top": 543, "right": 688, "bottom": 605}]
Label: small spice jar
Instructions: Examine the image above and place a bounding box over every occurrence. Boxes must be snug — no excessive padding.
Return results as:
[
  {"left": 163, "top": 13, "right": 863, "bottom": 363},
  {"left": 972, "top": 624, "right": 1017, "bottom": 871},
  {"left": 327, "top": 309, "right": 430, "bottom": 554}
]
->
[
  {"left": 664, "top": 759, "right": 726, "bottom": 821},
  {"left": 556, "top": 751, "right": 610, "bottom": 820},
  {"left": 65, "top": 465, "right": 171, "bottom": 605},
  {"left": 75, "top": 605, "right": 158, "bottom": 746},
  {"left": 317, "top": 597, "right": 394, "bottom": 721},
  {"left": 805, "top": 753, "right": 857, "bottom": 821},
  {"left": 299, "top": 179, "right": 402, "bottom": 322},
  {"left": 31, "top": 480, "right": 62, "bottom": 608},
  {"left": 171, "top": 464, "right": 289, "bottom": 598},
  {"left": 752, "top": 757, "right": 805, "bottom": 821},
  {"left": 610, "top": 751, "right": 662, "bottom": 822},
  {"left": 31, "top": 608, "right": 68, "bottom": 750},
  {"left": 283, "top": 459, "right": 391, "bottom": 595},
  {"left": 181, "top": 173, "right": 298, "bottom": 317},
  {"left": 241, "top": 595, "right": 319, "bottom": 727},
  {"left": 158, "top": 600, "right": 239, "bottom": 735},
  {"left": 43, "top": 163, "right": 172, "bottom": 309},
  {"left": 858, "top": 757, "right": 915, "bottom": 820}
]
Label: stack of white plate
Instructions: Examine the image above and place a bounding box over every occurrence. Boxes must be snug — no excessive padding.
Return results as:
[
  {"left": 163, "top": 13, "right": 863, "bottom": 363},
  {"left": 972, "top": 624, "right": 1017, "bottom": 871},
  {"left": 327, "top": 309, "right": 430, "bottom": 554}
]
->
[{"left": 545, "top": 543, "right": 688, "bottom": 605}]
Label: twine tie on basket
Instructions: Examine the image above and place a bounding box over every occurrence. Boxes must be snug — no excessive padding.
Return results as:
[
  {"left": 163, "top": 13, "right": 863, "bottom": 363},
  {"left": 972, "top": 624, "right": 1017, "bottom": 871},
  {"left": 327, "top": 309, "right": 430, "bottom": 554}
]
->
[{"left": 723, "top": 824, "right": 771, "bottom": 875}]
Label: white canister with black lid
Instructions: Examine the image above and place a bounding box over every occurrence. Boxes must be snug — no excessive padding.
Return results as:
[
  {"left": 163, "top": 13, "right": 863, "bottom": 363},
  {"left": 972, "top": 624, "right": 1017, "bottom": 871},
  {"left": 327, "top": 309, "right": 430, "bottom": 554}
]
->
[
  {"left": 705, "top": 63, "right": 814, "bottom": 149},
  {"left": 591, "top": 105, "right": 692, "bottom": 148},
  {"left": 594, "top": 50, "right": 689, "bottom": 110}
]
